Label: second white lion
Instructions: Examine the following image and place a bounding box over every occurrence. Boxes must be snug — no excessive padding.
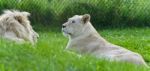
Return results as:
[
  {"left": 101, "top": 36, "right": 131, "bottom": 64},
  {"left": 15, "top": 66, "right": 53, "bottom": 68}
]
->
[{"left": 62, "top": 14, "right": 148, "bottom": 67}]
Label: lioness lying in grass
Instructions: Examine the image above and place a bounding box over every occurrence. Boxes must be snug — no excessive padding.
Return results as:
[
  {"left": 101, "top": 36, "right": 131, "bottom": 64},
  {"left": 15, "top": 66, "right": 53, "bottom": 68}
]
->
[{"left": 62, "top": 14, "right": 148, "bottom": 67}]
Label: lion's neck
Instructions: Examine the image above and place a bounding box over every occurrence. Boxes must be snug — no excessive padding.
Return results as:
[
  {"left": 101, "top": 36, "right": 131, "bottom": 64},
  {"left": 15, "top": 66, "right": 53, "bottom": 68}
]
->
[{"left": 83, "top": 22, "right": 99, "bottom": 35}]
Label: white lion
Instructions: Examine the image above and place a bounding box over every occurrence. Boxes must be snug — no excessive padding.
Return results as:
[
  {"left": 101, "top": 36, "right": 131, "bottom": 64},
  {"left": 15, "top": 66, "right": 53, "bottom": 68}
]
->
[
  {"left": 62, "top": 14, "right": 148, "bottom": 67},
  {"left": 0, "top": 10, "right": 39, "bottom": 44}
]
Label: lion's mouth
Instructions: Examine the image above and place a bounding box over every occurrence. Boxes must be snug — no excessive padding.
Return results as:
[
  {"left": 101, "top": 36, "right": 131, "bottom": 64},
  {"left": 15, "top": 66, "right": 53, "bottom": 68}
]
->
[{"left": 62, "top": 30, "right": 72, "bottom": 35}]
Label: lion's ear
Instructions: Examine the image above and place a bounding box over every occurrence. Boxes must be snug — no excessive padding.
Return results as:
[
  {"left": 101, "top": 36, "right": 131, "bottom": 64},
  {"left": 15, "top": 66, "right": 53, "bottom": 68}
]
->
[
  {"left": 14, "top": 16, "right": 23, "bottom": 23},
  {"left": 22, "top": 12, "right": 30, "bottom": 17},
  {"left": 82, "top": 14, "right": 90, "bottom": 24}
]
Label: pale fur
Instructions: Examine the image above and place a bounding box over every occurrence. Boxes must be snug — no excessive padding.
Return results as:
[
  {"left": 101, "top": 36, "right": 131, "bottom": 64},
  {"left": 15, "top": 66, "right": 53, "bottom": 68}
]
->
[
  {"left": 0, "top": 10, "right": 39, "bottom": 44},
  {"left": 62, "top": 14, "right": 148, "bottom": 67}
]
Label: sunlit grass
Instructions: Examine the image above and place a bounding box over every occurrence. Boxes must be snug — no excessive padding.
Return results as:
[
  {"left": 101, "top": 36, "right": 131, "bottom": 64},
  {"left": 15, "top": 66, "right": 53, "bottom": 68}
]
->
[{"left": 0, "top": 28, "right": 149, "bottom": 71}]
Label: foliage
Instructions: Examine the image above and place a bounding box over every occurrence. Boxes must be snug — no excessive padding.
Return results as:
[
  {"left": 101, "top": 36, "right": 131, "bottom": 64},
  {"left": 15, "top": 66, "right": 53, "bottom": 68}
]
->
[{"left": 0, "top": 0, "right": 56, "bottom": 25}]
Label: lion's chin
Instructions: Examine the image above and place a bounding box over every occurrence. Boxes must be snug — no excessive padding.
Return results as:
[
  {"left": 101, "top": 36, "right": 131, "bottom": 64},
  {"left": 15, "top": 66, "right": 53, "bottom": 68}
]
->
[
  {"left": 62, "top": 30, "right": 70, "bottom": 37},
  {"left": 62, "top": 32, "right": 70, "bottom": 37}
]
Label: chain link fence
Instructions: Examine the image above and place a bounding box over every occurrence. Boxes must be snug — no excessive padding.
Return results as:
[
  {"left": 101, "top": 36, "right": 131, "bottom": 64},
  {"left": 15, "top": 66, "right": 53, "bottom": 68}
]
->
[{"left": 0, "top": 0, "right": 150, "bottom": 29}]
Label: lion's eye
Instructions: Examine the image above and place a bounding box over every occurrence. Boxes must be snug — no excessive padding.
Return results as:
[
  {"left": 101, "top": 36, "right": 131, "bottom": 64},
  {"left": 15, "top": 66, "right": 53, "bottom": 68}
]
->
[{"left": 71, "top": 20, "right": 75, "bottom": 23}]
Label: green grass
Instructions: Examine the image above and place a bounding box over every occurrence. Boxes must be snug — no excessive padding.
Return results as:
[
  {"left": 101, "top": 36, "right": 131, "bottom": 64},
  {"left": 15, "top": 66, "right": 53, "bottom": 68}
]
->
[{"left": 0, "top": 28, "right": 149, "bottom": 71}]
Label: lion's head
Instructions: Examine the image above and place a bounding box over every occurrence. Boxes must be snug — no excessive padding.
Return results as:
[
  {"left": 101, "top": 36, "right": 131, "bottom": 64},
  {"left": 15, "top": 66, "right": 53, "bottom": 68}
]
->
[
  {"left": 62, "top": 14, "right": 91, "bottom": 38},
  {"left": 0, "top": 10, "right": 39, "bottom": 44}
]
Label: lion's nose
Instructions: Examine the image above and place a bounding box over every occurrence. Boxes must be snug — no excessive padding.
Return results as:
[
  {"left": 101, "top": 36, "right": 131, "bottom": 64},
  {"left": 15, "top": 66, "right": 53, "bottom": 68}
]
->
[{"left": 62, "top": 25, "right": 66, "bottom": 28}]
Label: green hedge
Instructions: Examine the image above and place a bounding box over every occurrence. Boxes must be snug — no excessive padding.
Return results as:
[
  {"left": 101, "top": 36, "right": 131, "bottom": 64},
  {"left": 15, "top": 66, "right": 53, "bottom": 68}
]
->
[
  {"left": 0, "top": 0, "right": 150, "bottom": 29},
  {"left": 60, "top": 0, "right": 150, "bottom": 29},
  {"left": 0, "top": 0, "right": 56, "bottom": 26}
]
